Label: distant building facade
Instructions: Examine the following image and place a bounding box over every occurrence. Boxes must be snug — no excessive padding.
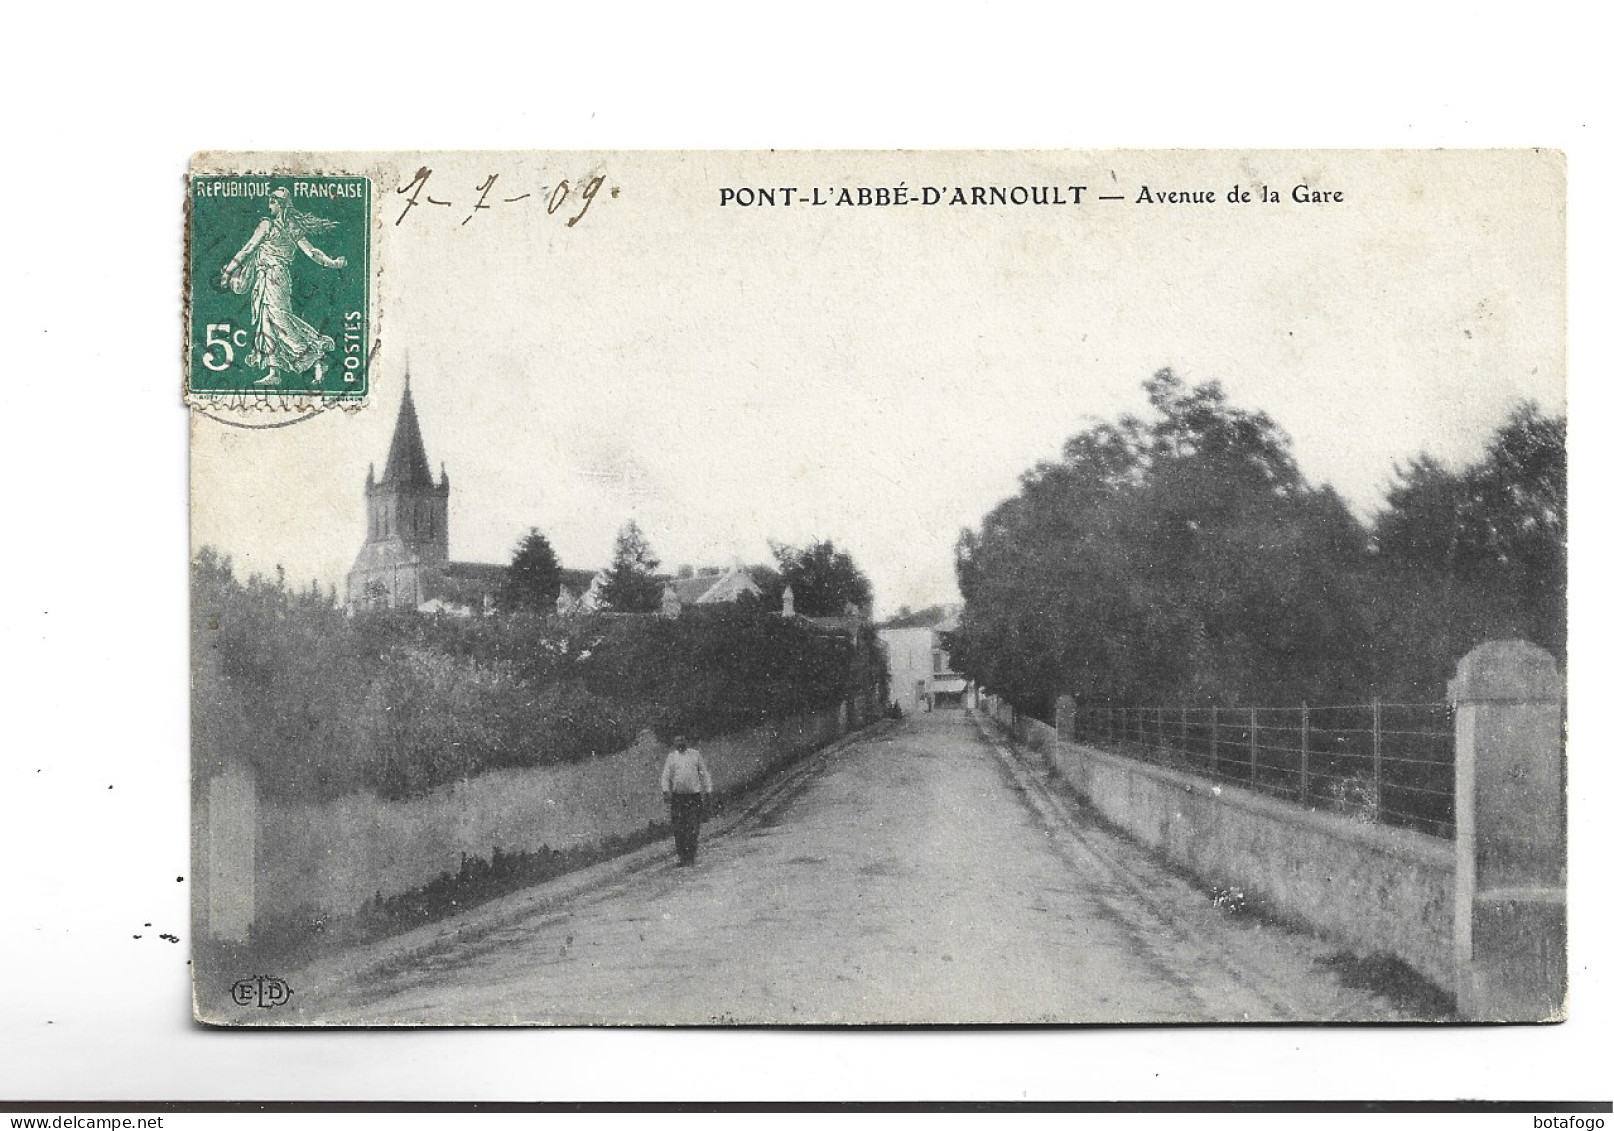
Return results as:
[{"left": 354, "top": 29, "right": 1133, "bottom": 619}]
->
[{"left": 878, "top": 606, "right": 973, "bottom": 712}]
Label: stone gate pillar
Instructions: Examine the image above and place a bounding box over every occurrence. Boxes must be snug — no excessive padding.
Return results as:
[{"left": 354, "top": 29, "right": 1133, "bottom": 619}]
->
[
  {"left": 1056, "top": 695, "right": 1076, "bottom": 742},
  {"left": 202, "top": 761, "right": 258, "bottom": 944},
  {"left": 1448, "top": 640, "right": 1566, "bottom": 1020},
  {"left": 1054, "top": 693, "right": 1088, "bottom": 794}
]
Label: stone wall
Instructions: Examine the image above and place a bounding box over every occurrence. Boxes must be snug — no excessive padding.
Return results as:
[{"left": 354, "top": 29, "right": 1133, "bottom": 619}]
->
[
  {"left": 200, "top": 706, "right": 848, "bottom": 938},
  {"left": 1054, "top": 738, "right": 1456, "bottom": 990},
  {"left": 982, "top": 638, "right": 1565, "bottom": 1019}
]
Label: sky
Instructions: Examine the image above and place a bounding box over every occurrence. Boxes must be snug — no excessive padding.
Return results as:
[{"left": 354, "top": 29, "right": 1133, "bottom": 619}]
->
[{"left": 190, "top": 150, "right": 1564, "bottom": 617}]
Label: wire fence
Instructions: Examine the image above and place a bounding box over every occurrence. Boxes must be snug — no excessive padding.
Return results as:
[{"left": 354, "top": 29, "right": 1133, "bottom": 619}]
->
[{"left": 1067, "top": 701, "right": 1456, "bottom": 839}]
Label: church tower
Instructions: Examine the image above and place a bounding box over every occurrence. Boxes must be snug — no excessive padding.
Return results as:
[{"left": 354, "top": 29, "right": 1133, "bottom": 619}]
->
[{"left": 345, "top": 374, "right": 451, "bottom": 608}]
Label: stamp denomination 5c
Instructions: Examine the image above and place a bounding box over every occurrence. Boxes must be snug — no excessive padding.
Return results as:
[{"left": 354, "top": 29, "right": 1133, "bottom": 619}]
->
[{"left": 186, "top": 175, "right": 370, "bottom": 402}]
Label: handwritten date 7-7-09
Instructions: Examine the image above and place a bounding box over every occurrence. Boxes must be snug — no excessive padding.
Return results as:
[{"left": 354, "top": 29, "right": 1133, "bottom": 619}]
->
[{"left": 395, "top": 167, "right": 612, "bottom": 229}]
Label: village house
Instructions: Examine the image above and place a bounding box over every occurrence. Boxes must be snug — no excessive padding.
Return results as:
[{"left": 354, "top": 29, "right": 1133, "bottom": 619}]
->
[
  {"left": 657, "top": 565, "right": 763, "bottom": 616},
  {"left": 877, "top": 605, "right": 973, "bottom": 713}
]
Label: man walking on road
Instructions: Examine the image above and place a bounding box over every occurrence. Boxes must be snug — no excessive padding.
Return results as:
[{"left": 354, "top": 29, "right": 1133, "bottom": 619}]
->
[{"left": 661, "top": 735, "right": 713, "bottom": 866}]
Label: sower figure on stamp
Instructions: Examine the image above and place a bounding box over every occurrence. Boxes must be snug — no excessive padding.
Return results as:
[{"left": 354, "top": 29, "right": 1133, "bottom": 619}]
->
[
  {"left": 660, "top": 735, "right": 713, "bottom": 867},
  {"left": 220, "top": 187, "right": 346, "bottom": 386}
]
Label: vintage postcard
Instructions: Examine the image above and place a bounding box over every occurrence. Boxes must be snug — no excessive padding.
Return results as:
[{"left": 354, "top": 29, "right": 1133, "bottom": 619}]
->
[{"left": 188, "top": 149, "right": 1565, "bottom": 1026}]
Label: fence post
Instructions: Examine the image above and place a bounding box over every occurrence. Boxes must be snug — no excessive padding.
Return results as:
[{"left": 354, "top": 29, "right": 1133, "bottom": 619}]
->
[
  {"left": 1180, "top": 705, "right": 1188, "bottom": 753},
  {"left": 1448, "top": 640, "right": 1565, "bottom": 1021},
  {"left": 1299, "top": 702, "right": 1310, "bottom": 807},
  {"left": 1371, "top": 697, "right": 1383, "bottom": 809},
  {"left": 1248, "top": 707, "right": 1258, "bottom": 783},
  {"left": 1209, "top": 705, "right": 1219, "bottom": 774}
]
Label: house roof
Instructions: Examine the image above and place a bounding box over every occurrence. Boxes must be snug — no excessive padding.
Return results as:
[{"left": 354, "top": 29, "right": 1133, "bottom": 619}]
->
[
  {"left": 668, "top": 574, "right": 723, "bottom": 605},
  {"left": 667, "top": 568, "right": 761, "bottom": 606},
  {"left": 877, "top": 603, "right": 961, "bottom": 631},
  {"left": 556, "top": 568, "right": 602, "bottom": 593},
  {"left": 444, "top": 562, "right": 598, "bottom": 598},
  {"left": 381, "top": 379, "right": 436, "bottom": 489},
  {"left": 443, "top": 561, "right": 507, "bottom": 582}
]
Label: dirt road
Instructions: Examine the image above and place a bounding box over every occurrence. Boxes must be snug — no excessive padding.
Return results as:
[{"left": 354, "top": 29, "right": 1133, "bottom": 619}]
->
[{"left": 306, "top": 712, "right": 1419, "bottom": 1024}]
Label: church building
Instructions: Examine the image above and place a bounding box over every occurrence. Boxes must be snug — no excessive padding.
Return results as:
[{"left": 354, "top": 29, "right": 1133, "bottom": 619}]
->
[
  {"left": 347, "top": 375, "right": 777, "bottom": 616},
  {"left": 345, "top": 376, "right": 457, "bottom": 610}
]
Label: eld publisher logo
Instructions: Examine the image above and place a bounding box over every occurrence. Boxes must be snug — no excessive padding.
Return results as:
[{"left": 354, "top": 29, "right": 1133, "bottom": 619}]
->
[{"left": 230, "top": 975, "right": 294, "bottom": 1009}]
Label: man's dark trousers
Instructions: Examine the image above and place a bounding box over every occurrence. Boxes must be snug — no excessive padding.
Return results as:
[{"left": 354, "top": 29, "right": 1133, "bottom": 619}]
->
[{"left": 670, "top": 793, "right": 704, "bottom": 864}]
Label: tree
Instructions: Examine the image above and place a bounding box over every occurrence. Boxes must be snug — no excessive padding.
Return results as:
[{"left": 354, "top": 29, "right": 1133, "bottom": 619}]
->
[
  {"left": 501, "top": 527, "right": 563, "bottom": 613},
  {"left": 746, "top": 563, "right": 787, "bottom": 612},
  {"left": 952, "top": 369, "right": 1371, "bottom": 715},
  {"left": 771, "top": 538, "right": 873, "bottom": 617},
  {"left": 1368, "top": 402, "right": 1566, "bottom": 686},
  {"left": 1372, "top": 455, "right": 1468, "bottom": 576},
  {"left": 599, "top": 520, "right": 663, "bottom": 612},
  {"left": 1376, "top": 403, "right": 1565, "bottom": 585}
]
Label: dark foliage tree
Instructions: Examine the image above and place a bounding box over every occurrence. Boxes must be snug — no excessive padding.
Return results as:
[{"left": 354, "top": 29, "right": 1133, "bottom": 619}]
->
[
  {"left": 193, "top": 549, "right": 881, "bottom": 804},
  {"left": 574, "top": 602, "right": 866, "bottom": 738},
  {"left": 1376, "top": 403, "right": 1565, "bottom": 586},
  {"left": 1365, "top": 402, "right": 1566, "bottom": 694},
  {"left": 952, "top": 369, "right": 1372, "bottom": 716},
  {"left": 953, "top": 372, "right": 1568, "bottom": 715},
  {"left": 501, "top": 527, "right": 563, "bottom": 614},
  {"left": 599, "top": 520, "right": 663, "bottom": 613},
  {"left": 746, "top": 563, "right": 787, "bottom": 612},
  {"left": 772, "top": 538, "right": 874, "bottom": 617}
]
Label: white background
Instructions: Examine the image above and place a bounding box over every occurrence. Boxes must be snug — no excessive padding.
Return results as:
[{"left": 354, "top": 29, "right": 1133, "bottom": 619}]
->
[{"left": 0, "top": 0, "right": 1607, "bottom": 1104}]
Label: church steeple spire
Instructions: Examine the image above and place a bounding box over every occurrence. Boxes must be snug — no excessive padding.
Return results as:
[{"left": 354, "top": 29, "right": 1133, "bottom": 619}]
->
[
  {"left": 348, "top": 367, "right": 451, "bottom": 609},
  {"left": 381, "top": 372, "right": 435, "bottom": 489}
]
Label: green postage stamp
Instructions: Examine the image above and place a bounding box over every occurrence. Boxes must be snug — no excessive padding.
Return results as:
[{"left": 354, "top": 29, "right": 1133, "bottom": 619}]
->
[{"left": 186, "top": 175, "right": 371, "bottom": 401}]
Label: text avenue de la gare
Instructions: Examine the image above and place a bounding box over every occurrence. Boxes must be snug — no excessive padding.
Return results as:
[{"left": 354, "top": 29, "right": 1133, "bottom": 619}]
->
[{"left": 718, "top": 183, "right": 1345, "bottom": 207}]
